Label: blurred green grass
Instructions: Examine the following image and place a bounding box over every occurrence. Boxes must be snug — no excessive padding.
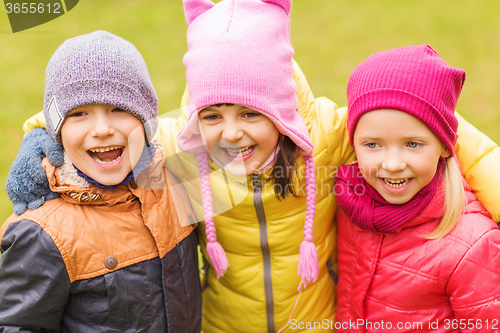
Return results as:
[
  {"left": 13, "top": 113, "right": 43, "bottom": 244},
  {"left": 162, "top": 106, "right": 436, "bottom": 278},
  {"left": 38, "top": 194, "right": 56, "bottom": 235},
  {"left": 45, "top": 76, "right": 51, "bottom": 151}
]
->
[{"left": 1, "top": 0, "right": 499, "bottom": 224}]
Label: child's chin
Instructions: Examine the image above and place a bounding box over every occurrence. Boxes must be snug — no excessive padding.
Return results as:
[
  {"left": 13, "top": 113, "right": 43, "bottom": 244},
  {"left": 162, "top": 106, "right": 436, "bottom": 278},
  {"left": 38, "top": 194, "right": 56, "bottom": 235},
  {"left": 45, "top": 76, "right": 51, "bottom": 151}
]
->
[
  {"left": 224, "top": 164, "right": 250, "bottom": 177},
  {"left": 383, "top": 194, "right": 413, "bottom": 205},
  {"left": 90, "top": 172, "right": 130, "bottom": 187}
]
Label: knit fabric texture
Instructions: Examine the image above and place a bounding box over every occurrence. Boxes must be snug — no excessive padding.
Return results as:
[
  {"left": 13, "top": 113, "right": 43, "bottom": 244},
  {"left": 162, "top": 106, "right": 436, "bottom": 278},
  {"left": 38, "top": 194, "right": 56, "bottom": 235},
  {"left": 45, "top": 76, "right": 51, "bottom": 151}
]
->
[
  {"left": 346, "top": 44, "right": 465, "bottom": 155},
  {"left": 43, "top": 30, "right": 159, "bottom": 144},
  {"left": 177, "top": 0, "right": 313, "bottom": 156}
]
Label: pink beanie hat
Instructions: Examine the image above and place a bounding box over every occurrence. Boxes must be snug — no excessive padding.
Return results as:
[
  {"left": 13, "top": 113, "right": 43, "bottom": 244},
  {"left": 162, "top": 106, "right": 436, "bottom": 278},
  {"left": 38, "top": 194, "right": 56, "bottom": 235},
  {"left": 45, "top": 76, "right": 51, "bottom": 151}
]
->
[
  {"left": 347, "top": 44, "right": 466, "bottom": 155},
  {"left": 178, "top": 0, "right": 318, "bottom": 287}
]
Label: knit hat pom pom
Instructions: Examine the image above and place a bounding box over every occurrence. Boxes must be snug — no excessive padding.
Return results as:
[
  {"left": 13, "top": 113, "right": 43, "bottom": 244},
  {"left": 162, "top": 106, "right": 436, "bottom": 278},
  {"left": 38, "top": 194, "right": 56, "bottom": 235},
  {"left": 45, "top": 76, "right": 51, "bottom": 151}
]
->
[
  {"left": 298, "top": 240, "right": 319, "bottom": 288},
  {"left": 207, "top": 240, "right": 229, "bottom": 278}
]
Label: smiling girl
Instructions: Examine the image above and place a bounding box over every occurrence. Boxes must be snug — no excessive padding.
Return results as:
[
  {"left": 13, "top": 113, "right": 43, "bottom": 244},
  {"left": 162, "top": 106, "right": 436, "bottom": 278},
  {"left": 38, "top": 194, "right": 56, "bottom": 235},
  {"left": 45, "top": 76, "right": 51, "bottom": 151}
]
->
[
  {"left": 335, "top": 45, "right": 500, "bottom": 331},
  {"left": 197, "top": 104, "right": 281, "bottom": 176}
]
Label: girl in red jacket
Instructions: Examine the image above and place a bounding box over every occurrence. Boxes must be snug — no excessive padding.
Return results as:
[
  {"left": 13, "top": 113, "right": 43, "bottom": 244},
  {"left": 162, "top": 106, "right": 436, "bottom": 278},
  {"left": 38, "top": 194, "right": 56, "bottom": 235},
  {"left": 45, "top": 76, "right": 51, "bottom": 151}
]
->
[{"left": 335, "top": 44, "right": 500, "bottom": 332}]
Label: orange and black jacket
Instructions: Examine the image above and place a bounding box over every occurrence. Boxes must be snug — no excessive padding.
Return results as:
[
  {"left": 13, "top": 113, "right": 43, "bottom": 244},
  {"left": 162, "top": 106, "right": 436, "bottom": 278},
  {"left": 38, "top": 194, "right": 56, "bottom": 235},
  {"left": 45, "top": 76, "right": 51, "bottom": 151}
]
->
[{"left": 0, "top": 148, "right": 201, "bottom": 332}]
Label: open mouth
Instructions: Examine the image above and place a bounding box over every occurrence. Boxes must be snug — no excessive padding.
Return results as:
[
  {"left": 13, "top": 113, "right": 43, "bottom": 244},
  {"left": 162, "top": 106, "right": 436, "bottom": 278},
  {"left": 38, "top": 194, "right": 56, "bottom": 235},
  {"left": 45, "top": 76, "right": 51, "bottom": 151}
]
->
[
  {"left": 87, "top": 146, "right": 124, "bottom": 164},
  {"left": 383, "top": 178, "right": 410, "bottom": 188},
  {"left": 224, "top": 145, "right": 255, "bottom": 157}
]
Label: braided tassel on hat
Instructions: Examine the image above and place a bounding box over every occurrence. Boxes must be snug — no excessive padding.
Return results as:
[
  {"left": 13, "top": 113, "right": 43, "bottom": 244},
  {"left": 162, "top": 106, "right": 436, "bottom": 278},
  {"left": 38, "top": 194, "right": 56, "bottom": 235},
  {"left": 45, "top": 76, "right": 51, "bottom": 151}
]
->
[
  {"left": 297, "top": 154, "right": 318, "bottom": 288},
  {"left": 197, "top": 152, "right": 229, "bottom": 278}
]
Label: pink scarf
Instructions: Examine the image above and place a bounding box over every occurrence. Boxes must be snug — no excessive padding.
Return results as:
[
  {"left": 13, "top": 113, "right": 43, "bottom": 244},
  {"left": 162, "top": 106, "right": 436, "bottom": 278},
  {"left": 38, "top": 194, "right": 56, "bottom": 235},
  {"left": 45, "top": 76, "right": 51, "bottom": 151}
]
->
[{"left": 335, "top": 160, "right": 445, "bottom": 233}]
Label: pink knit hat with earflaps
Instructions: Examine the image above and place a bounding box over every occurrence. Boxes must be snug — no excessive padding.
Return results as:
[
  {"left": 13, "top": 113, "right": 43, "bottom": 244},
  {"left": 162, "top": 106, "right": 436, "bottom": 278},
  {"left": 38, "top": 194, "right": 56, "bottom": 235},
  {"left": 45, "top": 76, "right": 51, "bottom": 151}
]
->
[
  {"left": 178, "top": 0, "right": 318, "bottom": 287},
  {"left": 347, "top": 44, "right": 465, "bottom": 155}
]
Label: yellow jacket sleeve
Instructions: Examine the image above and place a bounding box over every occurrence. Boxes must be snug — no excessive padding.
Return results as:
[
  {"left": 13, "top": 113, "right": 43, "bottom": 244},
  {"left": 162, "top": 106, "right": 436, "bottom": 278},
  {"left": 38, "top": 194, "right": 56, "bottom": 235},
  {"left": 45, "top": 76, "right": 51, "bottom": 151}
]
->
[
  {"left": 23, "top": 111, "right": 46, "bottom": 135},
  {"left": 455, "top": 112, "right": 500, "bottom": 221}
]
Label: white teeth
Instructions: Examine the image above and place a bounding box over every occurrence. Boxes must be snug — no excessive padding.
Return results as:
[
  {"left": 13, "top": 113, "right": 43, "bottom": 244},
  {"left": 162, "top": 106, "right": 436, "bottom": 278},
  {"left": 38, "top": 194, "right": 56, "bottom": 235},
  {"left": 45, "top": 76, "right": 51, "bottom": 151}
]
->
[
  {"left": 225, "top": 146, "right": 254, "bottom": 157},
  {"left": 384, "top": 178, "right": 410, "bottom": 188},
  {"left": 88, "top": 146, "right": 122, "bottom": 153},
  {"left": 88, "top": 146, "right": 123, "bottom": 164},
  {"left": 92, "top": 156, "right": 121, "bottom": 164}
]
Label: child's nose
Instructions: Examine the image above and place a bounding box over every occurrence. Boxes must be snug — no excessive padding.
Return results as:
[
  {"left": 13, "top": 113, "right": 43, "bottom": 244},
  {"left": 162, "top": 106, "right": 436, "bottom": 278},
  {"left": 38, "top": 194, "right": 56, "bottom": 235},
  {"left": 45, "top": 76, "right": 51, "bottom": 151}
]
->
[
  {"left": 382, "top": 154, "right": 406, "bottom": 172},
  {"left": 221, "top": 123, "right": 244, "bottom": 142},
  {"left": 90, "top": 116, "right": 115, "bottom": 138}
]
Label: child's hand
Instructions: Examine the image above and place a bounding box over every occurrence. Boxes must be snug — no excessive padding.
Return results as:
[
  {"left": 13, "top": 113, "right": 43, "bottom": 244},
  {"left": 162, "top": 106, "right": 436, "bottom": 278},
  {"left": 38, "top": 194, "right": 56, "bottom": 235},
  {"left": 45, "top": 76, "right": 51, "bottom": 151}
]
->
[{"left": 5, "top": 128, "right": 64, "bottom": 215}]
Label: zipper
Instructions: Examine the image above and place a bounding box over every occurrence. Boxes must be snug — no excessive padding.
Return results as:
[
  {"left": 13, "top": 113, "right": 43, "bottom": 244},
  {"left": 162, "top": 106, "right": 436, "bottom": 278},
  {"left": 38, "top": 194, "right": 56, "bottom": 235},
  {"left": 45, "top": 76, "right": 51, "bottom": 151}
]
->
[{"left": 250, "top": 174, "right": 275, "bottom": 333}]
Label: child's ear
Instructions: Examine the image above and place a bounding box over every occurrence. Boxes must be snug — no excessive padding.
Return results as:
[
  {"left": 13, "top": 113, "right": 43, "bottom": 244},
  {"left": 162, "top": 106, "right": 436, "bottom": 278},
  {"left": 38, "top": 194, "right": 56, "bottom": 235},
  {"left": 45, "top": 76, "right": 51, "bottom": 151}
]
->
[
  {"left": 183, "top": 0, "right": 215, "bottom": 25},
  {"left": 440, "top": 147, "right": 451, "bottom": 159}
]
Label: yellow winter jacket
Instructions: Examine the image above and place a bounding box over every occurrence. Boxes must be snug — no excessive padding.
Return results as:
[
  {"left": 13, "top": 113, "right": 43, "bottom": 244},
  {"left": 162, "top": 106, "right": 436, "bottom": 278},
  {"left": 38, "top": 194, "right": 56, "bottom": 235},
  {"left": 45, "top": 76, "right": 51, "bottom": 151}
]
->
[{"left": 24, "top": 61, "right": 500, "bottom": 333}]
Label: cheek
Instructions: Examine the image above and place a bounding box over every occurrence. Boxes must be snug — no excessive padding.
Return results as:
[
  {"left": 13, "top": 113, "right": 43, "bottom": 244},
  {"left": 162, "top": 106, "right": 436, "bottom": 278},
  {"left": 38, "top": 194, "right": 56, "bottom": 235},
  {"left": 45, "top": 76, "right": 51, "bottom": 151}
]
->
[
  {"left": 60, "top": 128, "right": 79, "bottom": 152},
  {"left": 355, "top": 153, "right": 381, "bottom": 180},
  {"left": 356, "top": 151, "right": 374, "bottom": 169},
  {"left": 199, "top": 123, "right": 219, "bottom": 143},
  {"left": 119, "top": 117, "right": 143, "bottom": 135},
  {"left": 269, "top": 131, "right": 279, "bottom": 147},
  {"left": 124, "top": 121, "right": 144, "bottom": 143},
  {"left": 420, "top": 159, "right": 439, "bottom": 180},
  {"left": 127, "top": 127, "right": 146, "bottom": 163},
  {"left": 260, "top": 122, "right": 279, "bottom": 145}
]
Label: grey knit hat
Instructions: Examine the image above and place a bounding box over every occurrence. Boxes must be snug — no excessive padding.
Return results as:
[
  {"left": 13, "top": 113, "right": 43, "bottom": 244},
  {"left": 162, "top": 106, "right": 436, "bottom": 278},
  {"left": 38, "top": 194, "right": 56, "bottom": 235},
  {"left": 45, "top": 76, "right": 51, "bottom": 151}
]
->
[{"left": 43, "top": 30, "right": 158, "bottom": 144}]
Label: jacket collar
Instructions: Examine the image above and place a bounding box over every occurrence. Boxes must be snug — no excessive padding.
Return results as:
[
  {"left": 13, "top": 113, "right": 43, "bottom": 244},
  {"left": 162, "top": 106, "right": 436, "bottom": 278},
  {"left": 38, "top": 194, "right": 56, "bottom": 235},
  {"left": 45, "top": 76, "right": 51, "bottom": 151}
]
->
[{"left": 43, "top": 157, "right": 134, "bottom": 206}]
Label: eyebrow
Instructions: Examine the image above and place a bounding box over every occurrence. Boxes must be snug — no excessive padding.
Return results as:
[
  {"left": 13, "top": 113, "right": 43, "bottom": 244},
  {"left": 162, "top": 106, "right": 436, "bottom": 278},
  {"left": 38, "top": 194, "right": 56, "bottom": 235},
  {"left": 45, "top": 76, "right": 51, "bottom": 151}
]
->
[
  {"left": 356, "top": 134, "right": 431, "bottom": 141},
  {"left": 355, "top": 135, "right": 383, "bottom": 141},
  {"left": 199, "top": 108, "right": 219, "bottom": 114}
]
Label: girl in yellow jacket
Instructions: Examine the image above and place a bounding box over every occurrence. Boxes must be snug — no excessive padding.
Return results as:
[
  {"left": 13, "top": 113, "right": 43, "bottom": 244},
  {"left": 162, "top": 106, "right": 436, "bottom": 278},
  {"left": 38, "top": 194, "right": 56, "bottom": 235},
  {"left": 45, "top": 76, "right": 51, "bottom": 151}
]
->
[
  {"left": 162, "top": 0, "right": 500, "bottom": 331},
  {"left": 8, "top": 0, "right": 500, "bottom": 332}
]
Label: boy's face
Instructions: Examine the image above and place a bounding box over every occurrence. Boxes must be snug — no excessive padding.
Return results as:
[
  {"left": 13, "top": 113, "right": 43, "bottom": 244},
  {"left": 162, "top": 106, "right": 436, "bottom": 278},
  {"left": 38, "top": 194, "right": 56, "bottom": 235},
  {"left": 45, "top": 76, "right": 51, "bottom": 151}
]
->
[
  {"left": 61, "top": 104, "right": 145, "bottom": 186},
  {"left": 353, "top": 109, "right": 449, "bottom": 204}
]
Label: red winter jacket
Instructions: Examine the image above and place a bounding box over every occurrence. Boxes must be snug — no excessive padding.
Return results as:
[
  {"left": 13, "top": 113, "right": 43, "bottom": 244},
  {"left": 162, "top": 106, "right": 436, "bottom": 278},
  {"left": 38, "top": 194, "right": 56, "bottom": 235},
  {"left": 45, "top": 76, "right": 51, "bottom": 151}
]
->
[{"left": 336, "top": 184, "right": 500, "bottom": 332}]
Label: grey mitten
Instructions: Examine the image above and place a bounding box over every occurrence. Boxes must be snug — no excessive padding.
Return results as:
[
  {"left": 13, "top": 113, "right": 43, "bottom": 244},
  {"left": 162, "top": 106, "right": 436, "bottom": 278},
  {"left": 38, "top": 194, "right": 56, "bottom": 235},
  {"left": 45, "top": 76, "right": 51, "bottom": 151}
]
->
[{"left": 5, "top": 128, "right": 64, "bottom": 215}]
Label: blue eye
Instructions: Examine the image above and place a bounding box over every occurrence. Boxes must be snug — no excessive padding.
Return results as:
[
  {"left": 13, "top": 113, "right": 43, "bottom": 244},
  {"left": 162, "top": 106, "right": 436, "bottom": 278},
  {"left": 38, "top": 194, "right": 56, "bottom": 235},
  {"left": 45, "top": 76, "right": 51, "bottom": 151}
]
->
[
  {"left": 407, "top": 141, "right": 420, "bottom": 148},
  {"left": 367, "top": 142, "right": 378, "bottom": 149},
  {"left": 112, "top": 107, "right": 126, "bottom": 112}
]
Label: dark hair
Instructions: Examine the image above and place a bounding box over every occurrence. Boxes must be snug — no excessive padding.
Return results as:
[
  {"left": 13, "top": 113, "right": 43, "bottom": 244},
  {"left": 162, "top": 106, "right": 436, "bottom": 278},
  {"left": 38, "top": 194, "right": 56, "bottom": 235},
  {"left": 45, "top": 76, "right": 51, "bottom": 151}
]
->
[
  {"left": 212, "top": 103, "right": 234, "bottom": 107},
  {"left": 269, "top": 134, "right": 299, "bottom": 199}
]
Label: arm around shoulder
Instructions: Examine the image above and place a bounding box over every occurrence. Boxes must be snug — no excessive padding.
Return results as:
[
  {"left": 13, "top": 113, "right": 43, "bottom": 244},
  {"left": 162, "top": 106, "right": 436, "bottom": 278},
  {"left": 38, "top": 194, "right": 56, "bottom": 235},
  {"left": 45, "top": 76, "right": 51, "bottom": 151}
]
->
[{"left": 455, "top": 112, "right": 500, "bottom": 221}]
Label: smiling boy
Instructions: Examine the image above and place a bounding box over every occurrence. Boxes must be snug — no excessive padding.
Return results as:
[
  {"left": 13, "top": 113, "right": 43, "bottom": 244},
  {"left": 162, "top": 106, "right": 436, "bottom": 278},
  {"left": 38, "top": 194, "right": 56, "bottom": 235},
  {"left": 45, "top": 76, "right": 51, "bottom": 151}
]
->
[{"left": 0, "top": 31, "right": 201, "bottom": 332}]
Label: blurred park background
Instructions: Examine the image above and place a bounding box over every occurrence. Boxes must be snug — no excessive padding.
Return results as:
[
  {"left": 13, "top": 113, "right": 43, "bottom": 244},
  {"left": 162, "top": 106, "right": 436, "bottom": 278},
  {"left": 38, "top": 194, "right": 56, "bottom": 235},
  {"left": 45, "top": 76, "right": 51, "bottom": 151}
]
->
[{"left": 1, "top": 0, "right": 500, "bottom": 224}]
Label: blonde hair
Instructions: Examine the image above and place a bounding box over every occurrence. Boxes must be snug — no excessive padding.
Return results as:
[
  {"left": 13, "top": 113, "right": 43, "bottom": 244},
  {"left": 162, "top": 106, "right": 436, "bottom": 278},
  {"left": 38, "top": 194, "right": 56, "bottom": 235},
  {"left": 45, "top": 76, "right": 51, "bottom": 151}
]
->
[{"left": 425, "top": 157, "right": 466, "bottom": 239}]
